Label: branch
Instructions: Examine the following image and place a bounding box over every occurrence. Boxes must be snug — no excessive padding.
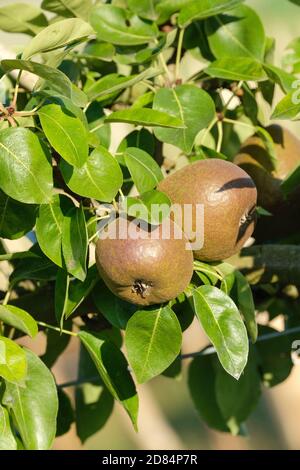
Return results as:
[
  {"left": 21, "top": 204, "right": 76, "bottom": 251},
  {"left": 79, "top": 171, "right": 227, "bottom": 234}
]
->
[{"left": 56, "top": 326, "right": 300, "bottom": 389}]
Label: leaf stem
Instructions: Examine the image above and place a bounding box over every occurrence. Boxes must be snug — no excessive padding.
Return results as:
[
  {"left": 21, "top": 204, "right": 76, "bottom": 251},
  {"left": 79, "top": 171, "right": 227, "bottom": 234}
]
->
[
  {"left": 193, "top": 265, "right": 223, "bottom": 283},
  {"left": 200, "top": 115, "right": 218, "bottom": 146},
  {"left": 14, "top": 98, "right": 46, "bottom": 117},
  {"left": 216, "top": 120, "right": 223, "bottom": 153},
  {"left": 175, "top": 28, "right": 185, "bottom": 82},
  {"left": 11, "top": 70, "right": 22, "bottom": 108},
  {"left": 223, "top": 117, "right": 256, "bottom": 131},
  {"left": 2, "top": 289, "right": 12, "bottom": 306},
  {"left": 158, "top": 53, "right": 172, "bottom": 84},
  {"left": 141, "top": 80, "right": 156, "bottom": 93},
  {"left": 37, "top": 321, "right": 78, "bottom": 337}
]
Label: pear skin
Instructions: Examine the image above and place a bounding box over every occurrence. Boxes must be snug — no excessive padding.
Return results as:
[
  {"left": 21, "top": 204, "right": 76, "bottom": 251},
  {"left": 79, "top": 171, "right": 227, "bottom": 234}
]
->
[
  {"left": 95, "top": 217, "right": 194, "bottom": 306},
  {"left": 158, "top": 159, "right": 257, "bottom": 262},
  {"left": 234, "top": 125, "right": 300, "bottom": 211}
]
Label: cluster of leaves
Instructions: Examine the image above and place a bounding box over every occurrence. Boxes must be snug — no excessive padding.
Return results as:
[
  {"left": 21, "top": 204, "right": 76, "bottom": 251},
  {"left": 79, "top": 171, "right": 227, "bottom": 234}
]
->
[{"left": 0, "top": 0, "right": 300, "bottom": 449}]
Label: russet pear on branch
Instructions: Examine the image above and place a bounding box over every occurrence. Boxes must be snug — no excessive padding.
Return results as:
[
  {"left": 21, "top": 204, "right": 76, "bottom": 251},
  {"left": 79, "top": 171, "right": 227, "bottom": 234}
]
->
[
  {"left": 158, "top": 159, "right": 257, "bottom": 262},
  {"left": 234, "top": 125, "right": 300, "bottom": 241},
  {"left": 234, "top": 125, "right": 300, "bottom": 211},
  {"left": 95, "top": 217, "right": 194, "bottom": 306}
]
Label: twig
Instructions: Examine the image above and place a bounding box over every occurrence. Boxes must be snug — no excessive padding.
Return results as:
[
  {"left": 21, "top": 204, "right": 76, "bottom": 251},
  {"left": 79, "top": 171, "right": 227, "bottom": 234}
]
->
[
  {"left": 56, "top": 326, "right": 300, "bottom": 389},
  {"left": 180, "top": 325, "right": 300, "bottom": 360}
]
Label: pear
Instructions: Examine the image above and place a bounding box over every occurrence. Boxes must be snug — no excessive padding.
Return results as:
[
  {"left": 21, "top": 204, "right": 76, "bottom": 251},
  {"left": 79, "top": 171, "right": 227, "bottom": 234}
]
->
[
  {"left": 158, "top": 159, "right": 257, "bottom": 262},
  {"left": 95, "top": 217, "right": 193, "bottom": 306},
  {"left": 234, "top": 125, "right": 300, "bottom": 241},
  {"left": 234, "top": 125, "right": 300, "bottom": 211}
]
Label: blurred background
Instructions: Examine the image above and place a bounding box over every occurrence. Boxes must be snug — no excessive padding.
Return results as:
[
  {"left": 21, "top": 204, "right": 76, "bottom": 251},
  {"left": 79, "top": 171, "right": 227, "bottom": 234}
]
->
[{"left": 0, "top": 0, "right": 300, "bottom": 450}]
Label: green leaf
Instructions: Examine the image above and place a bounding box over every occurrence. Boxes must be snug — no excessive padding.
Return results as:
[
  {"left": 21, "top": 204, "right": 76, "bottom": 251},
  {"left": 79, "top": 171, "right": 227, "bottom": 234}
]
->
[
  {"left": 86, "top": 68, "right": 159, "bottom": 102},
  {"left": 22, "top": 18, "right": 94, "bottom": 59},
  {"left": 156, "top": 0, "right": 191, "bottom": 22},
  {"left": 75, "top": 341, "right": 113, "bottom": 442},
  {"left": 162, "top": 355, "right": 182, "bottom": 379},
  {"left": 3, "top": 348, "right": 58, "bottom": 450},
  {"left": 10, "top": 245, "right": 57, "bottom": 284},
  {"left": 41, "top": 0, "right": 93, "bottom": 20},
  {"left": 75, "top": 383, "right": 114, "bottom": 443},
  {"left": 206, "top": 5, "right": 266, "bottom": 61},
  {"left": 91, "top": 5, "right": 157, "bottom": 46},
  {"left": 0, "top": 405, "right": 17, "bottom": 450},
  {"left": 0, "top": 3, "right": 47, "bottom": 35},
  {"left": 62, "top": 205, "right": 88, "bottom": 281},
  {"left": 233, "top": 270, "right": 257, "bottom": 343},
  {"left": 124, "top": 147, "right": 163, "bottom": 193},
  {"left": 93, "top": 280, "right": 136, "bottom": 330},
  {"left": 80, "top": 41, "right": 115, "bottom": 61},
  {"left": 36, "top": 194, "right": 74, "bottom": 268},
  {"left": 192, "top": 286, "right": 249, "bottom": 379},
  {"left": 123, "top": 190, "right": 171, "bottom": 224},
  {"left": 0, "top": 336, "right": 27, "bottom": 384},
  {"left": 60, "top": 146, "right": 123, "bottom": 202},
  {"left": 1, "top": 59, "right": 87, "bottom": 106},
  {"left": 117, "top": 129, "right": 155, "bottom": 156},
  {"left": 55, "top": 269, "right": 70, "bottom": 328},
  {"left": 256, "top": 325, "right": 294, "bottom": 387},
  {"left": 178, "top": 0, "right": 245, "bottom": 27},
  {"left": 125, "top": 306, "right": 182, "bottom": 383},
  {"left": 188, "top": 355, "right": 228, "bottom": 432},
  {"left": 263, "top": 64, "right": 296, "bottom": 93},
  {"left": 0, "top": 190, "right": 37, "bottom": 240},
  {"left": 0, "top": 305, "right": 38, "bottom": 338},
  {"left": 132, "top": 91, "right": 154, "bottom": 109},
  {"left": 281, "top": 164, "right": 300, "bottom": 197},
  {"left": 56, "top": 388, "right": 74, "bottom": 437},
  {"left": 64, "top": 265, "right": 99, "bottom": 320},
  {"left": 0, "top": 128, "right": 53, "bottom": 204},
  {"left": 134, "top": 28, "right": 177, "bottom": 64},
  {"left": 105, "top": 108, "right": 184, "bottom": 128},
  {"left": 153, "top": 85, "right": 215, "bottom": 153},
  {"left": 206, "top": 57, "right": 267, "bottom": 81},
  {"left": 78, "top": 330, "right": 138, "bottom": 429},
  {"left": 38, "top": 103, "right": 88, "bottom": 168},
  {"left": 215, "top": 350, "right": 261, "bottom": 435},
  {"left": 127, "top": 0, "right": 160, "bottom": 20},
  {"left": 271, "top": 91, "right": 300, "bottom": 120},
  {"left": 284, "top": 37, "right": 300, "bottom": 74},
  {"left": 42, "top": 327, "right": 71, "bottom": 368}
]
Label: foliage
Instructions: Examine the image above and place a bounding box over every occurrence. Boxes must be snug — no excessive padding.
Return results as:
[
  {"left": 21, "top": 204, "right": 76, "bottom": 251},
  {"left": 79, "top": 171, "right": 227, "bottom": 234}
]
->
[{"left": 0, "top": 0, "right": 300, "bottom": 449}]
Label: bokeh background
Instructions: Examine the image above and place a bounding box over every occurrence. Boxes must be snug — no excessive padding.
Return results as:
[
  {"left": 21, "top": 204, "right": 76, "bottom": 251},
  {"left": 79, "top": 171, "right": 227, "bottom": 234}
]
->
[{"left": 0, "top": 0, "right": 300, "bottom": 450}]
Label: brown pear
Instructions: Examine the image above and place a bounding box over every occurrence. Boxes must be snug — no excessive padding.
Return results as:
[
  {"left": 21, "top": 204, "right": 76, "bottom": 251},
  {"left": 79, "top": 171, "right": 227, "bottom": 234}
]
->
[
  {"left": 234, "top": 125, "right": 300, "bottom": 241},
  {"left": 95, "top": 217, "right": 193, "bottom": 306},
  {"left": 234, "top": 125, "right": 300, "bottom": 211},
  {"left": 157, "top": 159, "right": 257, "bottom": 262}
]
